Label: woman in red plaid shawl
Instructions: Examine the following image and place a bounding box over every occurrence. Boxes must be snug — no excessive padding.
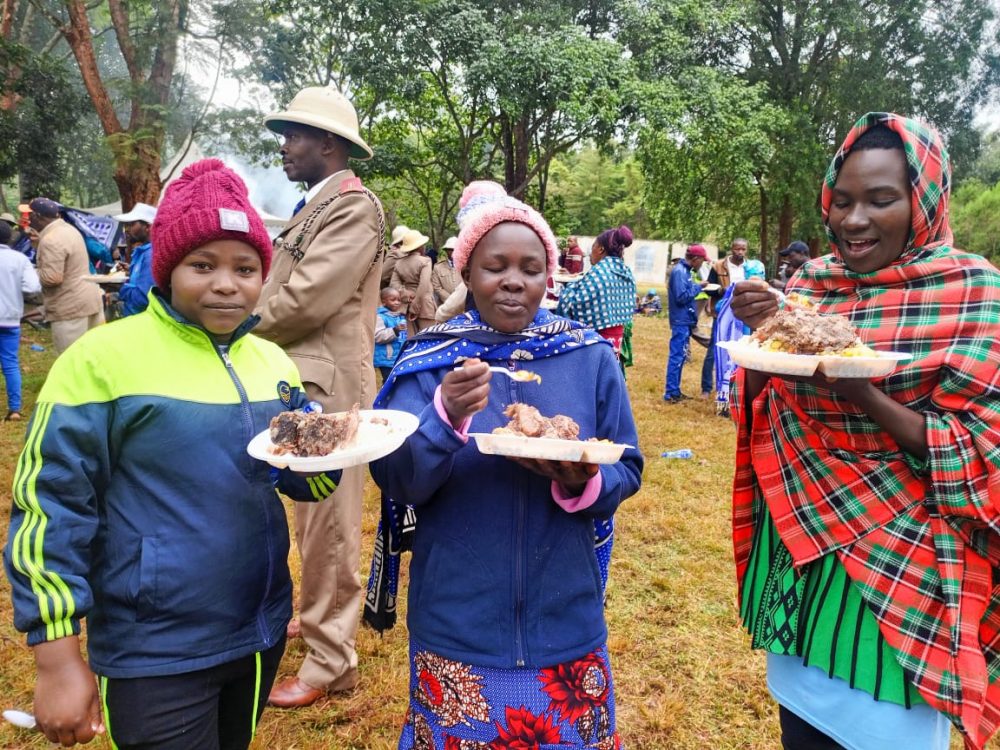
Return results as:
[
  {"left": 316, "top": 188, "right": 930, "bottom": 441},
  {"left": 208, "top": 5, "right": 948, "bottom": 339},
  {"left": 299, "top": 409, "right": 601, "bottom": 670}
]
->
[{"left": 730, "top": 112, "right": 1000, "bottom": 750}]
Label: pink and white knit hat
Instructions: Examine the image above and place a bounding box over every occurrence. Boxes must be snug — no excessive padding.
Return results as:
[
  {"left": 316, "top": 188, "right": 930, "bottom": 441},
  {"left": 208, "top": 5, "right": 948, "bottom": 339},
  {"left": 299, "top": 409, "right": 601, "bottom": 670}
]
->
[{"left": 452, "top": 180, "right": 559, "bottom": 275}]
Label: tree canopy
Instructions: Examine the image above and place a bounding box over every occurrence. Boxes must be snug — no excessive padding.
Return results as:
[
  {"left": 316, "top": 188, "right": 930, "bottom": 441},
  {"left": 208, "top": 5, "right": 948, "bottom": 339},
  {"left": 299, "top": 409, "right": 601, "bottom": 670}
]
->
[{"left": 2, "top": 0, "right": 997, "bottom": 259}]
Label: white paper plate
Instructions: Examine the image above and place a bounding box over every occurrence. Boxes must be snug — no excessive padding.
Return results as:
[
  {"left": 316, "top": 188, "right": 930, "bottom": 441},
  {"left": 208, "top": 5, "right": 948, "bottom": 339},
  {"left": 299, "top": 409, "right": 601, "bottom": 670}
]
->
[
  {"left": 82, "top": 273, "right": 127, "bottom": 284},
  {"left": 247, "top": 409, "right": 419, "bottom": 471},
  {"left": 817, "top": 352, "right": 913, "bottom": 378},
  {"left": 469, "top": 432, "right": 631, "bottom": 464},
  {"left": 703, "top": 283, "right": 721, "bottom": 292},
  {"left": 552, "top": 272, "right": 584, "bottom": 284},
  {"left": 717, "top": 339, "right": 911, "bottom": 378}
]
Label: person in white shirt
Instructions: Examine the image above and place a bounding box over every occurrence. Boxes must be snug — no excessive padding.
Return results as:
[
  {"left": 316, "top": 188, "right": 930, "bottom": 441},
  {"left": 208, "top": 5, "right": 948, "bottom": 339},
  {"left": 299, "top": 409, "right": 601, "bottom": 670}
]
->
[
  {"left": 702, "top": 238, "right": 748, "bottom": 398},
  {"left": 0, "top": 220, "right": 41, "bottom": 420}
]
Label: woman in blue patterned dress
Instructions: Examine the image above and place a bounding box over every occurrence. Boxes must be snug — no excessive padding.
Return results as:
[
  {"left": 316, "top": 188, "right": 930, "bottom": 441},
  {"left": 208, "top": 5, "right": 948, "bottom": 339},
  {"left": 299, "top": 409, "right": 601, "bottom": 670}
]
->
[{"left": 556, "top": 226, "right": 637, "bottom": 363}]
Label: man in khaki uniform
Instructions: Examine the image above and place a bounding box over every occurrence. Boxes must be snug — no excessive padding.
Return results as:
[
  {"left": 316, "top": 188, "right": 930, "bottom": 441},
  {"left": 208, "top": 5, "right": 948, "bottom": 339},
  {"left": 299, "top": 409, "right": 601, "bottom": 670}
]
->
[
  {"left": 22, "top": 198, "right": 103, "bottom": 353},
  {"left": 431, "top": 235, "right": 461, "bottom": 305},
  {"left": 380, "top": 224, "right": 408, "bottom": 289},
  {"left": 390, "top": 229, "right": 436, "bottom": 334},
  {"left": 255, "top": 87, "right": 385, "bottom": 707}
]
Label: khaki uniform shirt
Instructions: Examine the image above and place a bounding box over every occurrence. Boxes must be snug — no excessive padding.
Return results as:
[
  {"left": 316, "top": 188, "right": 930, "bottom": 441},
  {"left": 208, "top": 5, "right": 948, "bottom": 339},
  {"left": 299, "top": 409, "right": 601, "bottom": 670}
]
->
[
  {"left": 390, "top": 251, "right": 436, "bottom": 321},
  {"left": 431, "top": 259, "right": 460, "bottom": 305},
  {"left": 36, "top": 219, "right": 103, "bottom": 322},
  {"left": 254, "top": 170, "right": 385, "bottom": 410}
]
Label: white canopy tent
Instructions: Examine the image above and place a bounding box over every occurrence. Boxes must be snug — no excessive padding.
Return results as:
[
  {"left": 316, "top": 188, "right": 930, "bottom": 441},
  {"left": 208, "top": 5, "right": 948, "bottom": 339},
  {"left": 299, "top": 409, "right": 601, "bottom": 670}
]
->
[{"left": 83, "top": 139, "right": 290, "bottom": 237}]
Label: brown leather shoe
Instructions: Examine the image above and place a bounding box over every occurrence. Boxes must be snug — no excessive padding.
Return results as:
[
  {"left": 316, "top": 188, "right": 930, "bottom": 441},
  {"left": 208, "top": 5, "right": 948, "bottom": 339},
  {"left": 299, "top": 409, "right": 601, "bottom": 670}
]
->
[
  {"left": 285, "top": 617, "right": 301, "bottom": 639},
  {"left": 267, "top": 676, "right": 324, "bottom": 708}
]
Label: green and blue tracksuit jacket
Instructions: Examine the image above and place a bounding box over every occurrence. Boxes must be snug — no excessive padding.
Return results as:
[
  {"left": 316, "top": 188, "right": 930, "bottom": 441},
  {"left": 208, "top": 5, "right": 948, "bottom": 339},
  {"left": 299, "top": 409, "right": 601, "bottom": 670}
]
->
[{"left": 4, "top": 292, "right": 339, "bottom": 678}]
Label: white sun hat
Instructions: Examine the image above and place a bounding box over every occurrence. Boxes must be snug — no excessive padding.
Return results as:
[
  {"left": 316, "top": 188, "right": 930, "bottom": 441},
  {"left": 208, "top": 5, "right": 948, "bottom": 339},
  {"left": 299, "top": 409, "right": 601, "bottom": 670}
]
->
[
  {"left": 264, "top": 86, "right": 373, "bottom": 160},
  {"left": 399, "top": 229, "right": 430, "bottom": 254},
  {"left": 390, "top": 225, "right": 410, "bottom": 246},
  {"left": 114, "top": 202, "right": 157, "bottom": 224}
]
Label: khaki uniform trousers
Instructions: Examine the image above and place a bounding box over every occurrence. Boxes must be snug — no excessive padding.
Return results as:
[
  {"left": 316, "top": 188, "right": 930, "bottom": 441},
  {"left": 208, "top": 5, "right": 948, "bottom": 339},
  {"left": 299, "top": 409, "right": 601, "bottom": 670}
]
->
[
  {"left": 295, "top": 381, "right": 365, "bottom": 691},
  {"left": 51, "top": 310, "right": 104, "bottom": 354}
]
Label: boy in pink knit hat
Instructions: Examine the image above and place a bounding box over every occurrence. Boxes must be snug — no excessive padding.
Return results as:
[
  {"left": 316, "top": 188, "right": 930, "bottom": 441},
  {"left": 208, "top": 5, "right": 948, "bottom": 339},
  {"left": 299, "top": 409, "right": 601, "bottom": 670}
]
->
[{"left": 5, "top": 159, "right": 341, "bottom": 749}]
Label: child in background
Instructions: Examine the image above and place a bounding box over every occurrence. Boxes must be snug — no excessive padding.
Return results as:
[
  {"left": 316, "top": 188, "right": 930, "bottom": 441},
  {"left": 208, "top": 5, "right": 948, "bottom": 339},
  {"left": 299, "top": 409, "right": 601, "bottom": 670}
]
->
[
  {"left": 374, "top": 286, "right": 408, "bottom": 382},
  {"left": 370, "top": 181, "right": 642, "bottom": 748},
  {"left": 638, "top": 288, "right": 662, "bottom": 315},
  {"left": 4, "top": 159, "right": 340, "bottom": 750}
]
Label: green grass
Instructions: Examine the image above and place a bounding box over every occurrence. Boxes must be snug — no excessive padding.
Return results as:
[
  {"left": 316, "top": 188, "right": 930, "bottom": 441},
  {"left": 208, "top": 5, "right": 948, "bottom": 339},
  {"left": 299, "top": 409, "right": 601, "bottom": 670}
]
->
[{"left": 0, "top": 317, "right": 973, "bottom": 748}]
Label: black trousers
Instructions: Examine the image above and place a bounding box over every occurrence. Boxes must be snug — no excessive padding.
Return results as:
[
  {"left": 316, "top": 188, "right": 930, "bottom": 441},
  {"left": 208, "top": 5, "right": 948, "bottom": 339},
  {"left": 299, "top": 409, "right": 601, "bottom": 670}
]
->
[
  {"left": 779, "top": 706, "right": 846, "bottom": 750},
  {"left": 100, "top": 638, "right": 285, "bottom": 750}
]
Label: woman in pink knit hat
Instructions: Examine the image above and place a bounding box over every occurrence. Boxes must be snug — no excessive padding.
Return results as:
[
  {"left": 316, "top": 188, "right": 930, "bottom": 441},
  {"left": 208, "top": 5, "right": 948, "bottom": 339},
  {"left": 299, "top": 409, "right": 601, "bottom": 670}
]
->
[
  {"left": 5, "top": 159, "right": 341, "bottom": 750},
  {"left": 368, "top": 181, "right": 643, "bottom": 749}
]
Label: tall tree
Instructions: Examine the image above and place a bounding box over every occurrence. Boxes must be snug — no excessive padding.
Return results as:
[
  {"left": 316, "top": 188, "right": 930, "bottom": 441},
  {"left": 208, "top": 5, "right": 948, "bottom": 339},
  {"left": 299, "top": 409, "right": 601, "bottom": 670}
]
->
[
  {"left": 739, "top": 0, "right": 999, "bottom": 260},
  {"left": 0, "top": 0, "right": 81, "bottom": 201},
  {"left": 228, "top": 0, "right": 633, "bottom": 238},
  {"left": 51, "top": 0, "right": 186, "bottom": 208},
  {"left": 632, "top": 0, "right": 1000, "bottom": 265}
]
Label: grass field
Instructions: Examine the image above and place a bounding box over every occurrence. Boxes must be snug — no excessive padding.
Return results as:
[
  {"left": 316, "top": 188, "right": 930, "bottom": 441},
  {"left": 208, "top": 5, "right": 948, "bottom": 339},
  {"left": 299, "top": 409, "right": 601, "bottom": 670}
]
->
[{"left": 0, "top": 313, "right": 971, "bottom": 749}]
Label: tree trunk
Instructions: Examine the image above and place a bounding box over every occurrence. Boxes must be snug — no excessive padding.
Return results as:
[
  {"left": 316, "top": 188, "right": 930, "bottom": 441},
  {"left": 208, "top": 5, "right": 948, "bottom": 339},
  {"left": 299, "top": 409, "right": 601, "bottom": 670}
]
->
[
  {"left": 777, "top": 194, "right": 793, "bottom": 253},
  {"left": 757, "top": 180, "right": 769, "bottom": 270},
  {"left": 1, "top": 0, "right": 20, "bottom": 112},
  {"left": 63, "top": 0, "right": 123, "bottom": 137},
  {"left": 0, "top": 0, "right": 14, "bottom": 38},
  {"left": 500, "top": 115, "right": 529, "bottom": 199},
  {"left": 510, "top": 117, "right": 529, "bottom": 200},
  {"left": 113, "top": 146, "right": 163, "bottom": 209},
  {"left": 537, "top": 161, "right": 549, "bottom": 213},
  {"left": 61, "top": 0, "right": 184, "bottom": 209},
  {"left": 501, "top": 115, "right": 514, "bottom": 193}
]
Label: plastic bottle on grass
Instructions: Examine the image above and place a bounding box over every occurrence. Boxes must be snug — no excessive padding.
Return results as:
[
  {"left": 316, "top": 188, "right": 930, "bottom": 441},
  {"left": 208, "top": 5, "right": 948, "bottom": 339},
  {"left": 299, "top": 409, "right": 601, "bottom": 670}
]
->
[{"left": 661, "top": 449, "right": 693, "bottom": 459}]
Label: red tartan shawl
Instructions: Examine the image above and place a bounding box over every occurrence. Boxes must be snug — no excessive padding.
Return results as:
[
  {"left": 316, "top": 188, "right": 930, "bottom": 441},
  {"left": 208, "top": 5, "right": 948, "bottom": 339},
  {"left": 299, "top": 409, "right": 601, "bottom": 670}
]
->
[{"left": 732, "top": 113, "right": 1000, "bottom": 748}]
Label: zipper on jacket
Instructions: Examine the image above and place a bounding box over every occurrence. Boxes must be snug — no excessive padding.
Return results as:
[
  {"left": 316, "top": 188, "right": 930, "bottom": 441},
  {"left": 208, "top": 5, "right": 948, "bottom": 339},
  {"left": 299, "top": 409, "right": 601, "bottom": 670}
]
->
[
  {"left": 218, "top": 345, "right": 275, "bottom": 647},
  {"left": 509, "top": 363, "right": 527, "bottom": 667}
]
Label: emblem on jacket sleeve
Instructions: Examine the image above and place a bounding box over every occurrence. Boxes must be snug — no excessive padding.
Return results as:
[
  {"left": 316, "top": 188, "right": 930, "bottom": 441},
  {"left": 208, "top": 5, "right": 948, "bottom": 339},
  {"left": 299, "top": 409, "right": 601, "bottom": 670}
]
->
[{"left": 277, "top": 381, "right": 292, "bottom": 407}]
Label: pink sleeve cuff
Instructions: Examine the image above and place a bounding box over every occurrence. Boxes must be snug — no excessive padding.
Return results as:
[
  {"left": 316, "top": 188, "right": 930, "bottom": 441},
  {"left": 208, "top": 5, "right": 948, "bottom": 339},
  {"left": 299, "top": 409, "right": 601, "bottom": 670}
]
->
[
  {"left": 433, "top": 385, "right": 471, "bottom": 443},
  {"left": 551, "top": 471, "right": 603, "bottom": 513}
]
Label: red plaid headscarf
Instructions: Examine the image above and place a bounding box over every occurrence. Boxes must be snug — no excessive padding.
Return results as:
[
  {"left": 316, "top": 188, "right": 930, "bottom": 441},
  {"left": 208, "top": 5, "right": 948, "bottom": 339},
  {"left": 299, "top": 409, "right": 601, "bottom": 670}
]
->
[{"left": 732, "top": 112, "right": 1000, "bottom": 748}]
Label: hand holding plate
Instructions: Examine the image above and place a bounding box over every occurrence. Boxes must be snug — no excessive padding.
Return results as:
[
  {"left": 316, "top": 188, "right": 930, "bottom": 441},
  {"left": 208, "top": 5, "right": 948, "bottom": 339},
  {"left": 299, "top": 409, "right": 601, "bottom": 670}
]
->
[{"left": 507, "top": 456, "right": 599, "bottom": 496}]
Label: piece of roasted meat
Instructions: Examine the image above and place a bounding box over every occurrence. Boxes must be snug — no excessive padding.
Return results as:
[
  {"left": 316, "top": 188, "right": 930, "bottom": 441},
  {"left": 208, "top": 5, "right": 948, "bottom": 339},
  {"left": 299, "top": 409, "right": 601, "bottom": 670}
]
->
[
  {"left": 493, "top": 403, "right": 581, "bottom": 440},
  {"left": 269, "top": 404, "right": 361, "bottom": 456},
  {"left": 750, "top": 304, "right": 861, "bottom": 355}
]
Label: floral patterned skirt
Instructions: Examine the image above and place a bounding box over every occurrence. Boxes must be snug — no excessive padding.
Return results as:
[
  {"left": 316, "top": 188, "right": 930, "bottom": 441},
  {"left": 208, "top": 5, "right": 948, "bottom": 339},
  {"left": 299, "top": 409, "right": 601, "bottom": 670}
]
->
[{"left": 399, "top": 641, "right": 621, "bottom": 749}]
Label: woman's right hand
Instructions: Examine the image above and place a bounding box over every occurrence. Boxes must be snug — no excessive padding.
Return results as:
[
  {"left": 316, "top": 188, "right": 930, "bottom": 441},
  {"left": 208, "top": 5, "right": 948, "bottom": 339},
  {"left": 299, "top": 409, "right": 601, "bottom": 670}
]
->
[
  {"left": 33, "top": 637, "right": 104, "bottom": 746},
  {"left": 441, "top": 358, "right": 491, "bottom": 428},
  {"left": 731, "top": 279, "right": 780, "bottom": 330}
]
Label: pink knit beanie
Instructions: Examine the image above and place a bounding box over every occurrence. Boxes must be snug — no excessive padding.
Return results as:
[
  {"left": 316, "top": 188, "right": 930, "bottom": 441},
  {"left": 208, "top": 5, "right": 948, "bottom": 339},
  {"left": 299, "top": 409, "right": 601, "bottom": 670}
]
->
[
  {"left": 452, "top": 180, "right": 559, "bottom": 275},
  {"left": 151, "top": 158, "right": 272, "bottom": 289}
]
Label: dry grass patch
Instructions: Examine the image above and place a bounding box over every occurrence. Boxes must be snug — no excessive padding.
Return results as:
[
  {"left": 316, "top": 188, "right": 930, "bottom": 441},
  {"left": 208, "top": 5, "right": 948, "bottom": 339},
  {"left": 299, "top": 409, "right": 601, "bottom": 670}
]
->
[{"left": 0, "top": 316, "right": 973, "bottom": 748}]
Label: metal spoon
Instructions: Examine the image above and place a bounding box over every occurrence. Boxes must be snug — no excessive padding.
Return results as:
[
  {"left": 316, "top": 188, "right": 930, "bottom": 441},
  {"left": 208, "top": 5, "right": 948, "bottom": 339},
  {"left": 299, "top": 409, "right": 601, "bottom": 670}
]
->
[{"left": 453, "top": 365, "right": 542, "bottom": 384}]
